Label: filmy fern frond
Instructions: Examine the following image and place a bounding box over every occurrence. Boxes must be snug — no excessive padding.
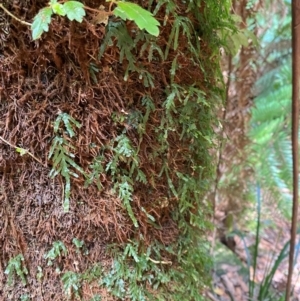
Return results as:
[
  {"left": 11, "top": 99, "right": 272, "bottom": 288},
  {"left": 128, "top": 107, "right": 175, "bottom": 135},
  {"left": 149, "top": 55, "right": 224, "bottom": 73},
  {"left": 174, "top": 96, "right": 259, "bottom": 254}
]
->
[
  {"left": 114, "top": 176, "right": 138, "bottom": 228},
  {"left": 4, "top": 254, "right": 28, "bottom": 286},
  {"left": 84, "top": 155, "right": 104, "bottom": 190},
  {"left": 53, "top": 112, "right": 81, "bottom": 137},
  {"left": 48, "top": 113, "right": 85, "bottom": 212}
]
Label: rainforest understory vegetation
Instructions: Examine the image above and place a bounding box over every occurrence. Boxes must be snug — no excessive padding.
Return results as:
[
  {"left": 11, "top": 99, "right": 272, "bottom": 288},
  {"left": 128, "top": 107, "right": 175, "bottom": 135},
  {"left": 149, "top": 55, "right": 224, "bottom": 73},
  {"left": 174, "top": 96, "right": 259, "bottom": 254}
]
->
[{"left": 0, "top": 0, "right": 297, "bottom": 300}]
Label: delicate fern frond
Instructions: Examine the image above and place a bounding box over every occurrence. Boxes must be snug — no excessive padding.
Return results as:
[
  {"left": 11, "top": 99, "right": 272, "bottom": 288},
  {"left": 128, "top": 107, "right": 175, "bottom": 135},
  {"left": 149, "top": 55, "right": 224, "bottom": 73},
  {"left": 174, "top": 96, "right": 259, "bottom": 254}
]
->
[
  {"left": 53, "top": 112, "right": 81, "bottom": 137},
  {"left": 99, "top": 21, "right": 160, "bottom": 87},
  {"left": 84, "top": 154, "right": 104, "bottom": 190},
  {"left": 48, "top": 113, "right": 85, "bottom": 212},
  {"left": 44, "top": 241, "right": 67, "bottom": 266},
  {"left": 114, "top": 176, "right": 138, "bottom": 227},
  {"left": 61, "top": 271, "right": 81, "bottom": 299},
  {"left": 4, "top": 254, "right": 28, "bottom": 286}
]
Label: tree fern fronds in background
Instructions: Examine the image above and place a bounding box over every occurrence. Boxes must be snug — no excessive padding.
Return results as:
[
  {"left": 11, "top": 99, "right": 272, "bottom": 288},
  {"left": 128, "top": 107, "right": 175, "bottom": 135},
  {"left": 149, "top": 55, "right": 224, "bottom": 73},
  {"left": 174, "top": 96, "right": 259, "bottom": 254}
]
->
[
  {"left": 248, "top": 61, "right": 293, "bottom": 217},
  {"left": 254, "top": 62, "right": 292, "bottom": 97}
]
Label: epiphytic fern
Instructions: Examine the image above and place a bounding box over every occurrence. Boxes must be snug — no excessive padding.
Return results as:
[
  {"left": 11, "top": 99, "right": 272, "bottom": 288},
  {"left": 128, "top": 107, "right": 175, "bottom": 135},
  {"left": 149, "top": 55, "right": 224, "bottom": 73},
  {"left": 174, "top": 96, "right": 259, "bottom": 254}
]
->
[
  {"left": 4, "top": 254, "right": 28, "bottom": 286},
  {"left": 106, "top": 133, "right": 147, "bottom": 227},
  {"left": 48, "top": 112, "right": 85, "bottom": 212}
]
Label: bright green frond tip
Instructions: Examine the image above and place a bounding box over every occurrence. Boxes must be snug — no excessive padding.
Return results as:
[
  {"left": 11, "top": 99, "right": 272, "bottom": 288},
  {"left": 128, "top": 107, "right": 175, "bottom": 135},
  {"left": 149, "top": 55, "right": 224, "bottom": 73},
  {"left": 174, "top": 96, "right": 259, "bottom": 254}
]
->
[{"left": 114, "top": 2, "right": 160, "bottom": 37}]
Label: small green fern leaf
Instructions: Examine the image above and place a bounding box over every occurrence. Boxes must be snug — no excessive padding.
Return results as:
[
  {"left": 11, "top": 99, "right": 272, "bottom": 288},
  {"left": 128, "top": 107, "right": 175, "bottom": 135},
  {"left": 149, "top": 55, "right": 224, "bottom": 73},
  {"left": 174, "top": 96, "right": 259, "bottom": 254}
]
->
[{"left": 49, "top": 113, "right": 85, "bottom": 212}]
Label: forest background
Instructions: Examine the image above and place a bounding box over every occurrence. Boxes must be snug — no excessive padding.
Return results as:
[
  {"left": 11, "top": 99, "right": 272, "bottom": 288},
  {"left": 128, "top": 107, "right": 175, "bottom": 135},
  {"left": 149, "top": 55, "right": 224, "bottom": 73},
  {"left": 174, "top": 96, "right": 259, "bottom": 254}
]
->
[{"left": 0, "top": 0, "right": 296, "bottom": 300}]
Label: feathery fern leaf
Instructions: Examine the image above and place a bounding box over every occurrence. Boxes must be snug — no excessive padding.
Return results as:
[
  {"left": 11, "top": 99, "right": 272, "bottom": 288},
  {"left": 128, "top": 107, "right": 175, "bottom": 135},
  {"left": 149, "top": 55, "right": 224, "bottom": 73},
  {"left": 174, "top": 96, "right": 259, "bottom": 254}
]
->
[{"left": 249, "top": 60, "right": 293, "bottom": 217}]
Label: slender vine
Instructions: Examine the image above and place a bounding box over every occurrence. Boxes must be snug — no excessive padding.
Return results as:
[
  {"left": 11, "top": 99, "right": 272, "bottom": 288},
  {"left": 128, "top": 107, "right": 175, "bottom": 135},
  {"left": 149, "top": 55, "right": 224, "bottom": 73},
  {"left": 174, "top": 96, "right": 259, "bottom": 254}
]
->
[
  {"left": 0, "top": 135, "right": 45, "bottom": 166},
  {"left": 0, "top": 3, "right": 31, "bottom": 26}
]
